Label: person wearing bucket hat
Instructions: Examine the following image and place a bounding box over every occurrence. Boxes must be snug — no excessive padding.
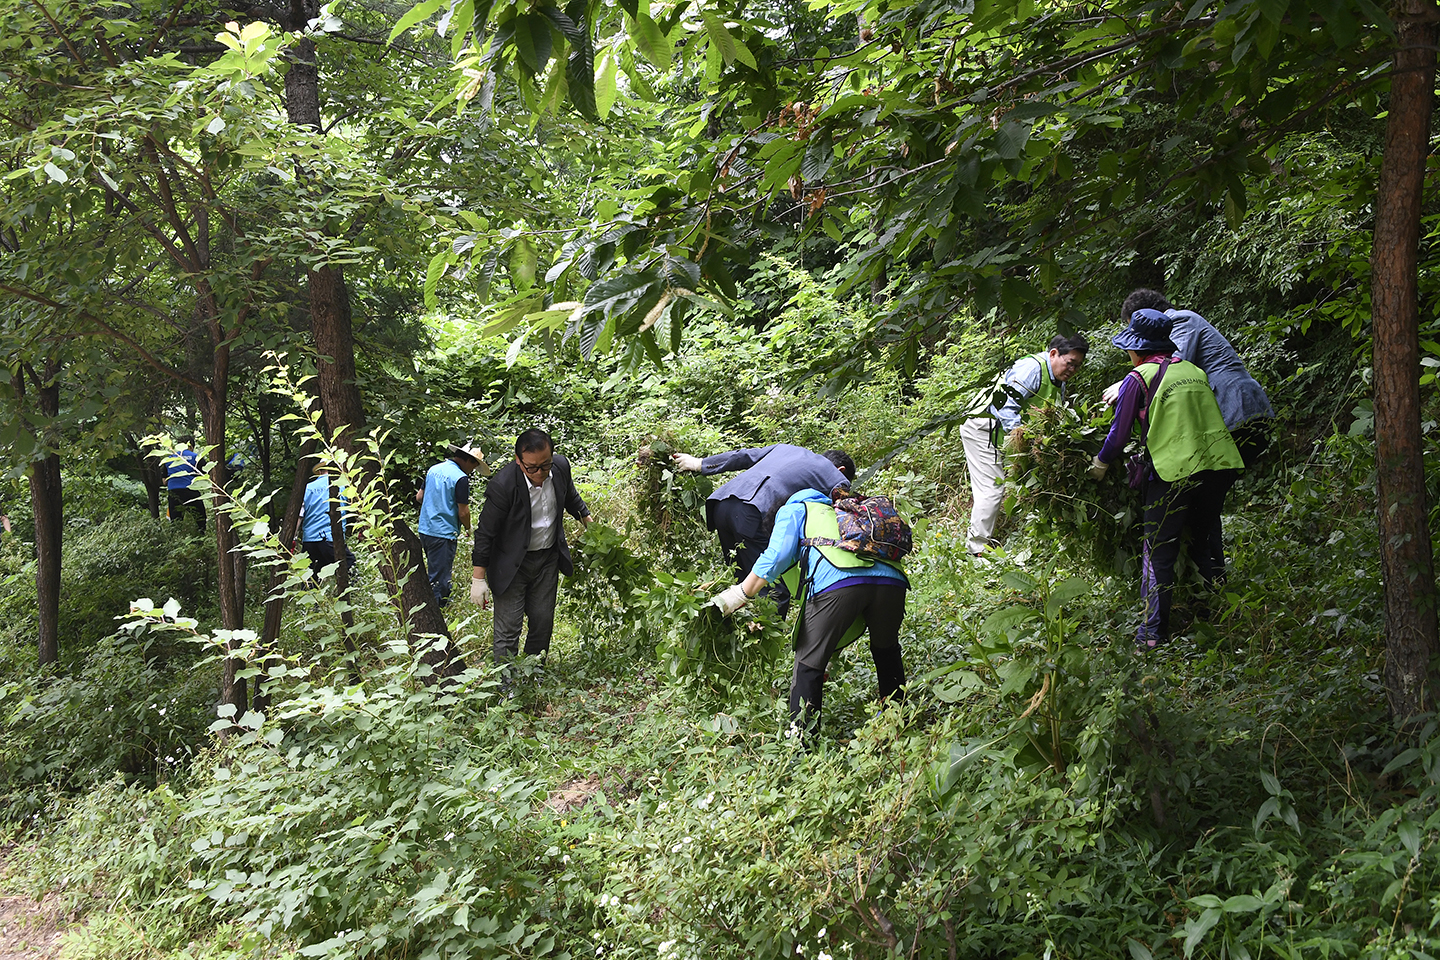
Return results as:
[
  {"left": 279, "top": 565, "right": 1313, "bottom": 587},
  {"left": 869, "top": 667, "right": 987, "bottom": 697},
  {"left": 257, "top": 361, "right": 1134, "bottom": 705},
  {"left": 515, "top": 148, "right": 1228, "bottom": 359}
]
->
[
  {"left": 959, "top": 334, "right": 1090, "bottom": 556},
  {"left": 1102, "top": 289, "right": 1274, "bottom": 582},
  {"left": 1088, "top": 308, "right": 1243, "bottom": 650},
  {"left": 417, "top": 440, "right": 490, "bottom": 609}
]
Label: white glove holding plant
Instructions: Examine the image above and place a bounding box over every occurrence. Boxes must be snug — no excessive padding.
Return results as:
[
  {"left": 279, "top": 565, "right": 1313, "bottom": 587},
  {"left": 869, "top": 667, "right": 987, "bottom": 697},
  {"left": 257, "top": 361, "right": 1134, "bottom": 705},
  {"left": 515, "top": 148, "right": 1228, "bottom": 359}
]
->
[
  {"left": 711, "top": 584, "right": 749, "bottom": 616},
  {"left": 671, "top": 453, "right": 703, "bottom": 472},
  {"left": 470, "top": 577, "right": 491, "bottom": 608},
  {"left": 1087, "top": 456, "right": 1109, "bottom": 481},
  {"left": 1101, "top": 379, "right": 1124, "bottom": 406}
]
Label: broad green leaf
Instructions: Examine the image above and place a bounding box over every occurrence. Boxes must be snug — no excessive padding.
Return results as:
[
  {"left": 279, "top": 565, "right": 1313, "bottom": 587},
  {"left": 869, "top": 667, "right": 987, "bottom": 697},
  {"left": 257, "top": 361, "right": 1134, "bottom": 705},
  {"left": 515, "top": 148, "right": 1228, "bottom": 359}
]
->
[
  {"left": 980, "top": 604, "right": 1038, "bottom": 639},
  {"left": 994, "top": 120, "right": 1030, "bottom": 160},
  {"left": 424, "top": 250, "right": 451, "bottom": 310},
  {"left": 701, "top": 12, "right": 736, "bottom": 65},
  {"left": 1126, "top": 939, "right": 1153, "bottom": 960},
  {"left": 509, "top": 237, "right": 538, "bottom": 288},
  {"left": 1000, "top": 570, "right": 1037, "bottom": 592},
  {"left": 632, "top": 12, "right": 672, "bottom": 69},
  {"left": 514, "top": 14, "right": 553, "bottom": 74},
  {"left": 1221, "top": 895, "right": 1265, "bottom": 913},
  {"left": 1181, "top": 909, "right": 1221, "bottom": 957},
  {"left": 731, "top": 38, "right": 757, "bottom": 70},
  {"left": 389, "top": 0, "right": 447, "bottom": 43},
  {"left": 595, "top": 52, "right": 618, "bottom": 118},
  {"left": 1398, "top": 818, "right": 1421, "bottom": 859}
]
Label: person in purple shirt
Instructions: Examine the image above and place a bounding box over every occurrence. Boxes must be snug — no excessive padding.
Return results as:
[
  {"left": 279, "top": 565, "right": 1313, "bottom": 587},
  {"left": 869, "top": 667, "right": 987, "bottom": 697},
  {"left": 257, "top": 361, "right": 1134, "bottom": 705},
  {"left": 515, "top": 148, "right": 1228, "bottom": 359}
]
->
[
  {"left": 1089, "top": 310, "right": 1242, "bottom": 649},
  {"left": 1102, "top": 289, "right": 1273, "bottom": 579},
  {"left": 671, "top": 443, "right": 855, "bottom": 616}
]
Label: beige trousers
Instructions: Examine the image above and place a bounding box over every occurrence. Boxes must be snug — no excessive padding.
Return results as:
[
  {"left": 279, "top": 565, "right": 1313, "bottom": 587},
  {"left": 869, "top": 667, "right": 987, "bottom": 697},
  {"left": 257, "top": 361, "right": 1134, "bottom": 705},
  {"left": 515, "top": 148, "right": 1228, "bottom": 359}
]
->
[{"left": 960, "top": 417, "right": 1006, "bottom": 554}]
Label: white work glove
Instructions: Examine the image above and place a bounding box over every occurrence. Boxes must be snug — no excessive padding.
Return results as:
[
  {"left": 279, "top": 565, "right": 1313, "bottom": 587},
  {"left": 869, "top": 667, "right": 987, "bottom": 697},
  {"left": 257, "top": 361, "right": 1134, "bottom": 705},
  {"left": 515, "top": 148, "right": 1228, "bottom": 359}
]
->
[
  {"left": 671, "top": 452, "right": 703, "bottom": 472},
  {"left": 1101, "top": 379, "right": 1124, "bottom": 406},
  {"left": 1087, "top": 456, "right": 1109, "bottom": 481},
  {"left": 470, "top": 577, "right": 491, "bottom": 608},
  {"left": 711, "top": 584, "right": 750, "bottom": 616}
]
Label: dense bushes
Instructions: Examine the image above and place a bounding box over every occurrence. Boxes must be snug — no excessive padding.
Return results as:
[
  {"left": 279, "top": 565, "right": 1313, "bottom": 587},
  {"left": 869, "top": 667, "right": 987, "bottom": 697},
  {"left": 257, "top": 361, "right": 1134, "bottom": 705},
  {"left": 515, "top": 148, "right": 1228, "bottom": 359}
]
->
[
  {"left": 3, "top": 282, "right": 1438, "bottom": 960},
  {"left": 0, "top": 509, "right": 219, "bottom": 823}
]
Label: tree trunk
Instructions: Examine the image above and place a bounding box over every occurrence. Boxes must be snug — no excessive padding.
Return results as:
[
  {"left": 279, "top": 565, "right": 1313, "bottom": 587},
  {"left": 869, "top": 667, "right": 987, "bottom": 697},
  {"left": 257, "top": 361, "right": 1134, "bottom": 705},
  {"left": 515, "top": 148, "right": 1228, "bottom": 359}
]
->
[
  {"left": 199, "top": 344, "right": 247, "bottom": 714},
  {"left": 23, "top": 359, "right": 62, "bottom": 669},
  {"left": 130, "top": 432, "right": 162, "bottom": 519},
  {"left": 1371, "top": 0, "right": 1440, "bottom": 726},
  {"left": 258, "top": 390, "right": 274, "bottom": 486},
  {"left": 282, "top": 16, "right": 463, "bottom": 678},
  {"left": 254, "top": 436, "right": 317, "bottom": 714}
]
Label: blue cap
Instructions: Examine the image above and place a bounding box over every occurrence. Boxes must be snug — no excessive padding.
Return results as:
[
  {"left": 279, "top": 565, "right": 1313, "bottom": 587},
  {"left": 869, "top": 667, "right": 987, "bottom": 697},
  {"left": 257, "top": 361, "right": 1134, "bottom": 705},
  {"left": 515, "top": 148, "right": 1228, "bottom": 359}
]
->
[{"left": 1111, "top": 308, "right": 1175, "bottom": 353}]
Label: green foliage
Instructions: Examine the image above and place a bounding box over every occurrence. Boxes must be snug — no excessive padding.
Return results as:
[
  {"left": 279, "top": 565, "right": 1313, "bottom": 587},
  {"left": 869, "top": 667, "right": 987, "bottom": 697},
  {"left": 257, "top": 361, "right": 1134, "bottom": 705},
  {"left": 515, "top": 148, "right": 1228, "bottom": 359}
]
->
[
  {"left": 0, "top": 624, "right": 215, "bottom": 822},
  {"left": 55, "top": 512, "right": 217, "bottom": 649},
  {"left": 1006, "top": 400, "right": 1143, "bottom": 572},
  {"left": 642, "top": 571, "right": 787, "bottom": 695}
]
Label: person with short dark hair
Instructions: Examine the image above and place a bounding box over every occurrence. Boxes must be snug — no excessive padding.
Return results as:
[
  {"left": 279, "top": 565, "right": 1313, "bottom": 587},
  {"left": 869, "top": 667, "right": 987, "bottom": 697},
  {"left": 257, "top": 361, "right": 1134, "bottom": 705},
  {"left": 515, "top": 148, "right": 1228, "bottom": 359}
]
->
[
  {"left": 1103, "top": 289, "right": 1273, "bottom": 579},
  {"left": 165, "top": 436, "right": 206, "bottom": 532},
  {"left": 469, "top": 430, "right": 593, "bottom": 665},
  {"left": 669, "top": 443, "right": 856, "bottom": 616},
  {"left": 960, "top": 334, "right": 1089, "bottom": 555},
  {"left": 417, "top": 441, "right": 488, "bottom": 608}
]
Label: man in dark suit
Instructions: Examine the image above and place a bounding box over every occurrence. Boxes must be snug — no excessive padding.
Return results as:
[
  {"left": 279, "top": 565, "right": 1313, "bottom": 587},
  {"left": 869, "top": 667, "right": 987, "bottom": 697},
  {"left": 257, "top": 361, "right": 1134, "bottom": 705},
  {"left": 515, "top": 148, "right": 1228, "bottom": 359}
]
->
[
  {"left": 469, "top": 428, "right": 593, "bottom": 664},
  {"left": 670, "top": 443, "right": 854, "bottom": 615}
]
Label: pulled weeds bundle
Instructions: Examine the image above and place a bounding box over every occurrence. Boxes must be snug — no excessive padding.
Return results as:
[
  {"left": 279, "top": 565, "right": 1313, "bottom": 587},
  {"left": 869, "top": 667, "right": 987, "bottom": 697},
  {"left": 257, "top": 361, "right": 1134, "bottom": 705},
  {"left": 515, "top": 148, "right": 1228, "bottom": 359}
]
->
[{"left": 1006, "top": 401, "right": 1142, "bottom": 571}]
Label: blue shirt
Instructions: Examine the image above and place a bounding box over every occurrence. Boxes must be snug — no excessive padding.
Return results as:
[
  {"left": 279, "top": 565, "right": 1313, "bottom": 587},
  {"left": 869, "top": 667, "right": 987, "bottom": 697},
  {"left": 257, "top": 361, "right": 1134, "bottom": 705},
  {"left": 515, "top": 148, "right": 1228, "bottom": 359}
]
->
[
  {"left": 166, "top": 449, "right": 201, "bottom": 490},
  {"left": 751, "top": 489, "right": 908, "bottom": 594},
  {"left": 300, "top": 474, "right": 348, "bottom": 543},
  {"left": 418, "top": 459, "right": 471, "bottom": 539}
]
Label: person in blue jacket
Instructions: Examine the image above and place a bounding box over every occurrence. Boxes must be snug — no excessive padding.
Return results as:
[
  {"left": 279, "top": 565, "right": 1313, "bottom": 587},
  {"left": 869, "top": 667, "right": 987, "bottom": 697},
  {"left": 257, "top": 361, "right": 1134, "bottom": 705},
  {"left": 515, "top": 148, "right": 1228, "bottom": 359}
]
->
[
  {"left": 711, "top": 486, "right": 907, "bottom": 739},
  {"left": 671, "top": 443, "right": 855, "bottom": 615},
  {"left": 416, "top": 441, "right": 488, "bottom": 608},
  {"left": 298, "top": 463, "right": 355, "bottom": 585},
  {"left": 165, "top": 437, "right": 205, "bottom": 532}
]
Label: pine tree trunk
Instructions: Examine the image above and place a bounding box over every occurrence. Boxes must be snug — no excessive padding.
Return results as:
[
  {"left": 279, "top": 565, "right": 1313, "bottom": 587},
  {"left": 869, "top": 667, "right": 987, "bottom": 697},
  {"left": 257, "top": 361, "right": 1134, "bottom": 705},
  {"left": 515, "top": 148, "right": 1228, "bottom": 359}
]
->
[{"left": 1371, "top": 0, "right": 1440, "bottom": 725}]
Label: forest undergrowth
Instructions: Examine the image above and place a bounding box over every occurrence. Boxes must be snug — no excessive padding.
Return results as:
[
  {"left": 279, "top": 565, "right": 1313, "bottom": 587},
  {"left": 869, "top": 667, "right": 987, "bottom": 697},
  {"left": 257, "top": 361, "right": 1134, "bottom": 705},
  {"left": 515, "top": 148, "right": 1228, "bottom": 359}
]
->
[{"left": 0, "top": 315, "right": 1436, "bottom": 960}]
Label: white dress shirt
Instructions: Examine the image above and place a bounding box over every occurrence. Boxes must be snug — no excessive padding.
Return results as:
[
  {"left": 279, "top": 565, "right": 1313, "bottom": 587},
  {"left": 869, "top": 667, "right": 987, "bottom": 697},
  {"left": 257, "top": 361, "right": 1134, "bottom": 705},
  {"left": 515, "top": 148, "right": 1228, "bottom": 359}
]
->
[{"left": 526, "top": 473, "right": 558, "bottom": 550}]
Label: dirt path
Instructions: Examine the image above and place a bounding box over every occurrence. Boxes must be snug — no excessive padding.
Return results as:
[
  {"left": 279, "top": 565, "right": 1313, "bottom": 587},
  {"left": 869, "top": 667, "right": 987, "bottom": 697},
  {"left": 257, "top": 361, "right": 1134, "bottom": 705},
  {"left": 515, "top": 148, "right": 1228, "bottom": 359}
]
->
[
  {"left": 0, "top": 893, "right": 63, "bottom": 960},
  {"left": 0, "top": 852, "right": 65, "bottom": 960}
]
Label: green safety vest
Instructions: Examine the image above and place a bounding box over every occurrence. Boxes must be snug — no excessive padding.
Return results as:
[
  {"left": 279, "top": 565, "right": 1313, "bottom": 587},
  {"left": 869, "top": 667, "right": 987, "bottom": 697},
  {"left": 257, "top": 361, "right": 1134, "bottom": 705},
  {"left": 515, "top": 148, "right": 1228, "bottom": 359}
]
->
[
  {"left": 1020, "top": 352, "right": 1061, "bottom": 413},
  {"left": 778, "top": 501, "right": 904, "bottom": 654},
  {"left": 1135, "top": 360, "right": 1244, "bottom": 481},
  {"left": 965, "top": 352, "right": 1063, "bottom": 433}
]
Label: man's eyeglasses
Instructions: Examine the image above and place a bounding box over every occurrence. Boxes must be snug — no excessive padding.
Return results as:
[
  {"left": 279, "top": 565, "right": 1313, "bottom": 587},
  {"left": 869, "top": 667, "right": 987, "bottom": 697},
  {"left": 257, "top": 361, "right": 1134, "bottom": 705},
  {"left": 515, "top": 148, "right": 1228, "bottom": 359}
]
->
[{"left": 520, "top": 459, "right": 554, "bottom": 475}]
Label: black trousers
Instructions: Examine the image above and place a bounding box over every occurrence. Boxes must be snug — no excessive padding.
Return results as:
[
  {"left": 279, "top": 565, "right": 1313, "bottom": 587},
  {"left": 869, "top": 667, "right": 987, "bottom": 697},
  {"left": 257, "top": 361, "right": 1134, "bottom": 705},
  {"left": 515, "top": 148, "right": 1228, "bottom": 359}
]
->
[
  {"left": 1139, "top": 471, "right": 1228, "bottom": 645},
  {"left": 712, "top": 497, "right": 791, "bottom": 616},
  {"left": 167, "top": 489, "right": 205, "bottom": 532},
  {"left": 1201, "top": 419, "right": 1271, "bottom": 579},
  {"left": 302, "top": 540, "right": 356, "bottom": 587},
  {"left": 789, "top": 582, "right": 907, "bottom": 733}
]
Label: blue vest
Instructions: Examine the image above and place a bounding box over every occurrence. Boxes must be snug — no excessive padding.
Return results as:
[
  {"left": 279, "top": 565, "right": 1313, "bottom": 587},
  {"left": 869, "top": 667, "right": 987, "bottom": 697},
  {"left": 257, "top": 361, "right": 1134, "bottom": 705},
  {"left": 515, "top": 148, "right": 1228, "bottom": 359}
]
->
[
  {"left": 166, "top": 449, "right": 200, "bottom": 490},
  {"left": 418, "top": 459, "right": 465, "bottom": 539},
  {"left": 301, "top": 475, "right": 346, "bottom": 543}
]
